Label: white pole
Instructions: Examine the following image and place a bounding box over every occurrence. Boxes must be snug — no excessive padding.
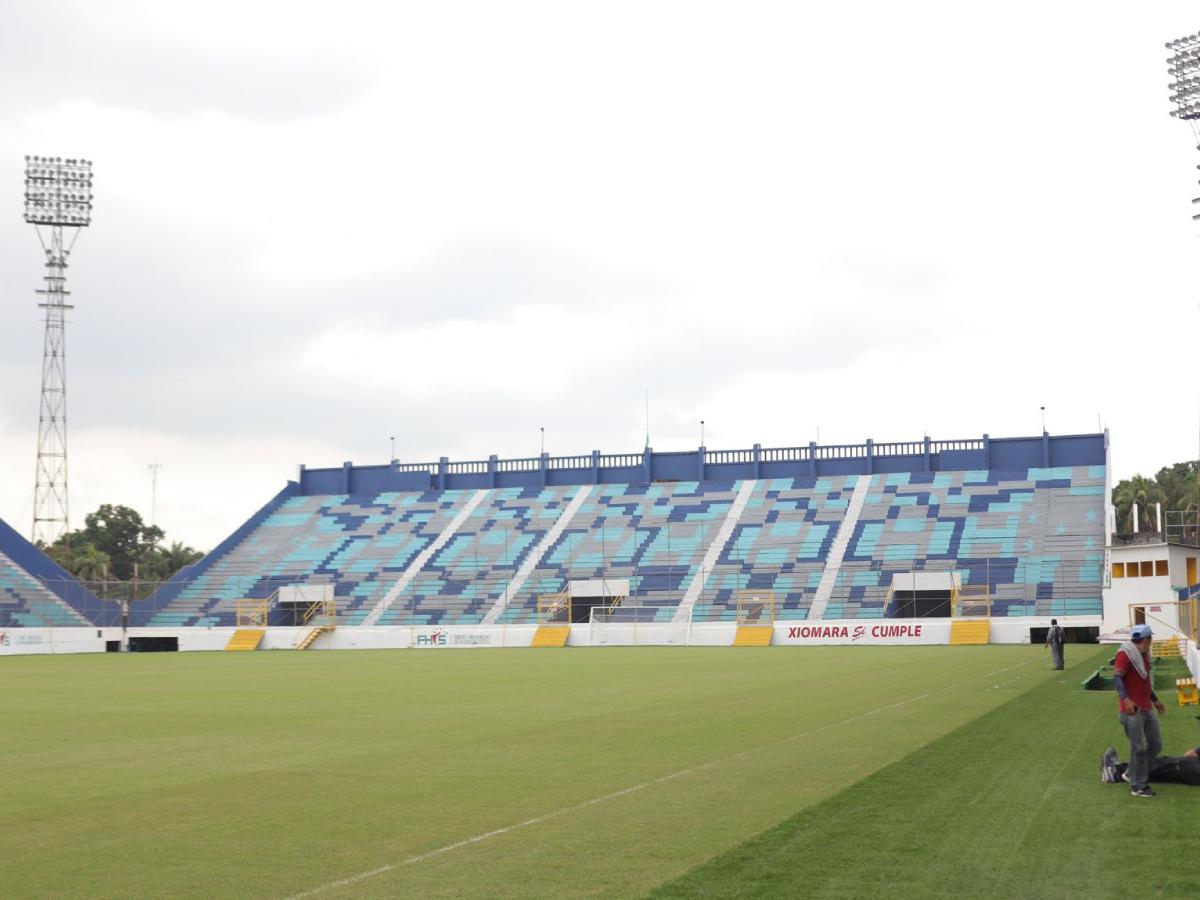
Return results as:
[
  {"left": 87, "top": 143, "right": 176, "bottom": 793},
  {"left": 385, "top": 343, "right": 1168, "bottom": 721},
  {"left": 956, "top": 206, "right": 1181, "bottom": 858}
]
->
[
  {"left": 1133, "top": 502, "right": 1139, "bottom": 534},
  {"left": 1156, "top": 502, "right": 1163, "bottom": 534}
]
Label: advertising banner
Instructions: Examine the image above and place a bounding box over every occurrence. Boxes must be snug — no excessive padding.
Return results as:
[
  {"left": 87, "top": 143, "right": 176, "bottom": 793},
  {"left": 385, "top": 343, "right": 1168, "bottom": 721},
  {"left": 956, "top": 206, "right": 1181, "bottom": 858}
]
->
[
  {"left": 773, "top": 619, "right": 953, "bottom": 645},
  {"left": 411, "top": 629, "right": 500, "bottom": 648}
]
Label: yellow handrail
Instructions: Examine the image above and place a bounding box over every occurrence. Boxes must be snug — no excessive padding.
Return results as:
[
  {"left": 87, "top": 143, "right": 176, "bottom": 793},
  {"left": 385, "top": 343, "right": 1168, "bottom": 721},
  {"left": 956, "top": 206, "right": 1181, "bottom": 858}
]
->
[
  {"left": 537, "top": 592, "right": 571, "bottom": 624},
  {"left": 300, "top": 598, "right": 337, "bottom": 629},
  {"left": 952, "top": 584, "right": 991, "bottom": 619},
  {"left": 235, "top": 598, "right": 270, "bottom": 628}
]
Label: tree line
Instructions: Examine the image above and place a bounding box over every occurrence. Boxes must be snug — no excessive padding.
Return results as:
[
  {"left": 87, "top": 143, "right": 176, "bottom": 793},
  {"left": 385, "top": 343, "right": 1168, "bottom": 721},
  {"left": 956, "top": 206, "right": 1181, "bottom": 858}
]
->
[
  {"left": 40, "top": 504, "right": 204, "bottom": 584},
  {"left": 1112, "top": 460, "right": 1200, "bottom": 534}
]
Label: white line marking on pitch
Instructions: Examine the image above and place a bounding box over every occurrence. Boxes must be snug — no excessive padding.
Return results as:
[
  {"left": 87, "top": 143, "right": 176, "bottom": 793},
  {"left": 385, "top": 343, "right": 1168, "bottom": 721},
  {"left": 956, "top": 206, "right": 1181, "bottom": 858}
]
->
[
  {"left": 987, "top": 672, "right": 1031, "bottom": 691},
  {"left": 287, "top": 658, "right": 1033, "bottom": 898}
]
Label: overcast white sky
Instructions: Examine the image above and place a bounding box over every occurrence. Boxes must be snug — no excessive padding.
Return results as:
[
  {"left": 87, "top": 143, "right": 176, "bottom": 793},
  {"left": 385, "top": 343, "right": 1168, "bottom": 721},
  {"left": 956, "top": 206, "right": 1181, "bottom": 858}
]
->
[{"left": 1, "top": 1, "right": 1197, "bottom": 551}]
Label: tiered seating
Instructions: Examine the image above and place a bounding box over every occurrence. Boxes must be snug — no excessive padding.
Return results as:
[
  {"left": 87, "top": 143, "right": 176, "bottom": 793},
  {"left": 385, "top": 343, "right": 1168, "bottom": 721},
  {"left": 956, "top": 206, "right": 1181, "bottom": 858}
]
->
[
  {"left": 146, "top": 490, "right": 479, "bottom": 626},
  {"left": 494, "top": 480, "right": 742, "bottom": 624},
  {"left": 142, "top": 464, "right": 1107, "bottom": 627},
  {"left": 830, "top": 466, "right": 1105, "bottom": 618},
  {"left": 0, "top": 550, "right": 92, "bottom": 628},
  {"left": 691, "top": 477, "right": 853, "bottom": 621},
  {"left": 377, "top": 485, "right": 587, "bottom": 625}
]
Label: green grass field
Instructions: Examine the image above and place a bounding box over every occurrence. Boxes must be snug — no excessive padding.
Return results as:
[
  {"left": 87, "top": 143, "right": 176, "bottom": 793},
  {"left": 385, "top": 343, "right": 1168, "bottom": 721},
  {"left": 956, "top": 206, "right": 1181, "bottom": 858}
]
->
[{"left": 1, "top": 645, "right": 1196, "bottom": 898}]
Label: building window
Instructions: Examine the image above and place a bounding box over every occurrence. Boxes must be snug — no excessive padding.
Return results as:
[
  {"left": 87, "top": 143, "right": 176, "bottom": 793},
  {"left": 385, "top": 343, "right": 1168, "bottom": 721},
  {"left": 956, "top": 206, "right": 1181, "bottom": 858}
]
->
[
  {"left": 1156, "top": 560, "right": 1169, "bottom": 577},
  {"left": 1141, "top": 561, "right": 1154, "bottom": 577},
  {"left": 1113, "top": 563, "right": 1125, "bottom": 578}
]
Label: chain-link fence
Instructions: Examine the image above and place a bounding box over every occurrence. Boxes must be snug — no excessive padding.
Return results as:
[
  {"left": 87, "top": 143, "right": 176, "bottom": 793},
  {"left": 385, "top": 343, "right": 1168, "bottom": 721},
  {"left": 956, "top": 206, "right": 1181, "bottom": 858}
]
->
[{"left": 23, "top": 577, "right": 166, "bottom": 628}]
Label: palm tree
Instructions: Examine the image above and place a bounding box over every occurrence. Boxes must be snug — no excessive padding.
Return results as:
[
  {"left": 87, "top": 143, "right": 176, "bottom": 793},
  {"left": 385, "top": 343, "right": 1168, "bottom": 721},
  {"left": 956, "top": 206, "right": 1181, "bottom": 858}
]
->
[
  {"left": 1113, "top": 474, "right": 1164, "bottom": 534},
  {"left": 45, "top": 540, "right": 76, "bottom": 573},
  {"left": 148, "top": 541, "right": 205, "bottom": 581},
  {"left": 73, "top": 545, "right": 111, "bottom": 582}
]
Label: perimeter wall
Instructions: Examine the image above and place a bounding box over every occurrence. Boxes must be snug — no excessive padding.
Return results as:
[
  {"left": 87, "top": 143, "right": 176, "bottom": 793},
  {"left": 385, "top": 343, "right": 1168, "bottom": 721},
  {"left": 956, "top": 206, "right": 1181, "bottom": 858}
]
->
[{"left": 0, "top": 616, "right": 1100, "bottom": 656}]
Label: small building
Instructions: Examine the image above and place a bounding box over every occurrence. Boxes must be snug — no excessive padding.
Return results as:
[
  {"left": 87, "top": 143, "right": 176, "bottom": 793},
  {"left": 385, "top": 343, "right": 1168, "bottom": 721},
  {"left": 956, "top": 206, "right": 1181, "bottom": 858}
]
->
[{"left": 1102, "top": 511, "right": 1200, "bottom": 637}]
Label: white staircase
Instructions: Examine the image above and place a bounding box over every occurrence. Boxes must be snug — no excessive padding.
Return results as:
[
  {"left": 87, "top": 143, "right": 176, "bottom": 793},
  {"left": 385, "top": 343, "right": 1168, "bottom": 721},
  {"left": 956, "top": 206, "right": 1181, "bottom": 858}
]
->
[
  {"left": 808, "top": 474, "right": 873, "bottom": 620},
  {"left": 672, "top": 479, "right": 758, "bottom": 623},
  {"left": 361, "top": 489, "right": 490, "bottom": 626},
  {"left": 481, "top": 485, "right": 595, "bottom": 625}
]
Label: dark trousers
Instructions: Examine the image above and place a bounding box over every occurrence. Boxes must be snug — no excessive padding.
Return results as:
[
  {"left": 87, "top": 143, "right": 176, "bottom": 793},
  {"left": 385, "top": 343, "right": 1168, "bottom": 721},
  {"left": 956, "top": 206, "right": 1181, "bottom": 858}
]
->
[
  {"left": 1117, "top": 756, "right": 1200, "bottom": 786},
  {"left": 1119, "top": 709, "right": 1162, "bottom": 789}
]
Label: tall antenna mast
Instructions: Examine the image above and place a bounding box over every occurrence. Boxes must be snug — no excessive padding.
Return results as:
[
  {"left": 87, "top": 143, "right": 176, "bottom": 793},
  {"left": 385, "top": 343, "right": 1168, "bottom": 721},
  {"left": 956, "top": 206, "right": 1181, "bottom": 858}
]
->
[
  {"left": 24, "top": 155, "right": 94, "bottom": 545},
  {"left": 148, "top": 462, "right": 164, "bottom": 527},
  {"left": 644, "top": 389, "right": 650, "bottom": 450}
]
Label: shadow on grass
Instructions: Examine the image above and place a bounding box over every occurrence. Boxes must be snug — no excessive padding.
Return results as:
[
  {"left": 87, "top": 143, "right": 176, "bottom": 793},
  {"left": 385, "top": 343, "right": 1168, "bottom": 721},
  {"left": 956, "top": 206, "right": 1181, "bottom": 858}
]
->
[{"left": 650, "top": 646, "right": 1199, "bottom": 900}]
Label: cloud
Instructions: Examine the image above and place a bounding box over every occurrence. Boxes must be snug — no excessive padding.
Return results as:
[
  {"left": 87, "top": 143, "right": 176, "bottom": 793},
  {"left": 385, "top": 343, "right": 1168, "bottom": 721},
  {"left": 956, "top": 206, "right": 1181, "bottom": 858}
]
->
[
  {"left": 337, "top": 234, "right": 676, "bottom": 324},
  {"left": 0, "top": 2, "right": 374, "bottom": 122},
  {"left": 0, "top": 202, "right": 957, "bottom": 459},
  {"left": 2, "top": 0, "right": 1200, "bottom": 552}
]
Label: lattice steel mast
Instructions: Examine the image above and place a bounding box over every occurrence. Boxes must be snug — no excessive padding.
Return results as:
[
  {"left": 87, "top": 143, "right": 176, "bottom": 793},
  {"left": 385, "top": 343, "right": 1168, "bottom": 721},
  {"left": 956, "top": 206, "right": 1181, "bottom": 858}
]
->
[{"left": 24, "top": 155, "right": 94, "bottom": 546}]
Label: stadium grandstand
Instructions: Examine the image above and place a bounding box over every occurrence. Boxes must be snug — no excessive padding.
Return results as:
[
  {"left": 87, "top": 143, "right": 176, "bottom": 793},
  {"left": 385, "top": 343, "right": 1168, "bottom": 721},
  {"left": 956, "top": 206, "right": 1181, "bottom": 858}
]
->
[
  {"left": 0, "top": 516, "right": 109, "bottom": 629},
  {"left": 0, "top": 430, "right": 1117, "bottom": 650}
]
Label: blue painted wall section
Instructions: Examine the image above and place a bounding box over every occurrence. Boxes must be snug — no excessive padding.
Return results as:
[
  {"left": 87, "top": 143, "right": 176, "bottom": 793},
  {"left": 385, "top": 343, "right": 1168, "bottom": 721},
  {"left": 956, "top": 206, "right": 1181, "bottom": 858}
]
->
[
  {"left": 0, "top": 515, "right": 104, "bottom": 626},
  {"left": 297, "top": 433, "right": 1105, "bottom": 494}
]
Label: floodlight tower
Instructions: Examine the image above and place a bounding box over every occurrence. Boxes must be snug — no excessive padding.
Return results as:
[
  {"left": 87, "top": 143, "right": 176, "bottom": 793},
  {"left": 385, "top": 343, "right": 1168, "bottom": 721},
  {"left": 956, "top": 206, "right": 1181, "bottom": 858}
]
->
[
  {"left": 23, "top": 155, "right": 94, "bottom": 545},
  {"left": 1167, "top": 31, "right": 1200, "bottom": 218}
]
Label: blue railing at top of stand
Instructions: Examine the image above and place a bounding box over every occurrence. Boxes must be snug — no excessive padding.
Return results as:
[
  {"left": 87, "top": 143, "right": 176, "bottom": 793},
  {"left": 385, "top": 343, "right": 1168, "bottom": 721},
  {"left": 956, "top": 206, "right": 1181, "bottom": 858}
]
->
[{"left": 295, "top": 432, "right": 1106, "bottom": 496}]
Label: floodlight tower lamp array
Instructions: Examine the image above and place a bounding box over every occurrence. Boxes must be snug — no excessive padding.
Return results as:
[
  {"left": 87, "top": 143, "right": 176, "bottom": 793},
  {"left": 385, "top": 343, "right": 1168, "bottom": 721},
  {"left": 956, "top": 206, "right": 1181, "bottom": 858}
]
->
[
  {"left": 23, "top": 154, "right": 94, "bottom": 546},
  {"left": 1166, "top": 31, "right": 1200, "bottom": 219},
  {"left": 24, "top": 156, "right": 94, "bottom": 226}
]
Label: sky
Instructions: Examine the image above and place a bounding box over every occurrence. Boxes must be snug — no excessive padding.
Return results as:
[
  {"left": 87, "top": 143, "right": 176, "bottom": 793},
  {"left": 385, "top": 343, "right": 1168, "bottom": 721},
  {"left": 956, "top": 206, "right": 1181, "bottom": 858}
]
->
[{"left": 0, "top": 1, "right": 1197, "bottom": 551}]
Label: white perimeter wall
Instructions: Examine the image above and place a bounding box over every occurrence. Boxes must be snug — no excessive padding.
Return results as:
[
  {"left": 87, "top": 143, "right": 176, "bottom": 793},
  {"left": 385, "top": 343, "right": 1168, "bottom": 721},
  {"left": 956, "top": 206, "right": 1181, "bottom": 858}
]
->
[{"left": 0, "top": 616, "right": 1101, "bottom": 656}]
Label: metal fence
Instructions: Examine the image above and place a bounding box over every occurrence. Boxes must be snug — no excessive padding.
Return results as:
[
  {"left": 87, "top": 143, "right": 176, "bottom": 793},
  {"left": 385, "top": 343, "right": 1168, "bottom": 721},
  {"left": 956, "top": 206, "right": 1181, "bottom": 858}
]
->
[
  {"left": 24, "top": 577, "right": 167, "bottom": 628},
  {"left": 31, "top": 526, "right": 1104, "bottom": 626},
  {"left": 164, "top": 557, "right": 1103, "bottom": 625}
]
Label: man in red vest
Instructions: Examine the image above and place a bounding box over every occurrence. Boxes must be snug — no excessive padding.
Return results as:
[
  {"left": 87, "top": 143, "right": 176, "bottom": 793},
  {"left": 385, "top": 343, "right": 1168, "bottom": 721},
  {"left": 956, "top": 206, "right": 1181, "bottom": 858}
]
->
[{"left": 1114, "top": 624, "right": 1165, "bottom": 798}]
